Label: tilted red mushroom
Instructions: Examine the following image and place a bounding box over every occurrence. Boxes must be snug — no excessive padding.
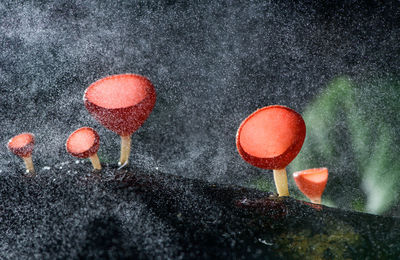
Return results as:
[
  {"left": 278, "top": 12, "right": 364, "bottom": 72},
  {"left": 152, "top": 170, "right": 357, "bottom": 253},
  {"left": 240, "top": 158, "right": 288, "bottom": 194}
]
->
[
  {"left": 236, "top": 105, "right": 306, "bottom": 196},
  {"left": 293, "top": 167, "right": 328, "bottom": 204},
  {"left": 7, "top": 133, "right": 35, "bottom": 175},
  {"left": 66, "top": 127, "right": 101, "bottom": 170},
  {"left": 84, "top": 74, "right": 156, "bottom": 167}
]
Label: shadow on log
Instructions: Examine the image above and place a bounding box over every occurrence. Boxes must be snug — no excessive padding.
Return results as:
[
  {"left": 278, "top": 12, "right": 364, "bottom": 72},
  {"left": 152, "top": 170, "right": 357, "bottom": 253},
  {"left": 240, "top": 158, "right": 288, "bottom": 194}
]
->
[{"left": 1, "top": 164, "right": 399, "bottom": 259}]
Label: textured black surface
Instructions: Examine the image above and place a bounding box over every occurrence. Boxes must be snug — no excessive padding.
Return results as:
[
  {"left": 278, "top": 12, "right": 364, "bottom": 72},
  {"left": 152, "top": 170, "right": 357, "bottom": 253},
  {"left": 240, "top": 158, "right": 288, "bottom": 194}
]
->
[{"left": 1, "top": 164, "right": 400, "bottom": 259}]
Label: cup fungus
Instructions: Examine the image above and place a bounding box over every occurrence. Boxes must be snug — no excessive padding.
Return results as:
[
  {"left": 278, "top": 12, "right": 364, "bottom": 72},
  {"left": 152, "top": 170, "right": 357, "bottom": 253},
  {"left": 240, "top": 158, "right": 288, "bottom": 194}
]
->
[
  {"left": 236, "top": 105, "right": 306, "bottom": 196},
  {"left": 84, "top": 74, "right": 156, "bottom": 167},
  {"left": 7, "top": 133, "right": 35, "bottom": 175},
  {"left": 293, "top": 167, "right": 328, "bottom": 204},
  {"left": 66, "top": 127, "right": 101, "bottom": 170}
]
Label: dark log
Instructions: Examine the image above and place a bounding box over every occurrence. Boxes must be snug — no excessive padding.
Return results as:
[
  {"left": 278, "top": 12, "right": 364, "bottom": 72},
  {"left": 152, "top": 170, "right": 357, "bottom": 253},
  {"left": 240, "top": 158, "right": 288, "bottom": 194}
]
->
[{"left": 1, "top": 164, "right": 399, "bottom": 259}]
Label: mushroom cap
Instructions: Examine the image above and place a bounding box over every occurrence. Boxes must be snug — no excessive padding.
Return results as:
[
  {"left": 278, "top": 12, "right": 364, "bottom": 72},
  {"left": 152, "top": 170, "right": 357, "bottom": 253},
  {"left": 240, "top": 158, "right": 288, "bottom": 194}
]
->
[
  {"left": 7, "top": 133, "right": 35, "bottom": 158},
  {"left": 236, "top": 105, "right": 306, "bottom": 170},
  {"left": 293, "top": 167, "right": 329, "bottom": 201},
  {"left": 66, "top": 127, "right": 100, "bottom": 158},
  {"left": 84, "top": 74, "right": 156, "bottom": 136}
]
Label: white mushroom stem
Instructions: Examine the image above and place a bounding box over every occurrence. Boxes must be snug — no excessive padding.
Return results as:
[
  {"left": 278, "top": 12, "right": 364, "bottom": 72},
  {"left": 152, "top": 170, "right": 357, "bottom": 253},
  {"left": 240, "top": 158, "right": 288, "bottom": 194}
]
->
[
  {"left": 22, "top": 156, "right": 35, "bottom": 175},
  {"left": 119, "top": 135, "right": 132, "bottom": 167},
  {"left": 89, "top": 153, "right": 102, "bottom": 170},
  {"left": 273, "top": 168, "right": 289, "bottom": 196}
]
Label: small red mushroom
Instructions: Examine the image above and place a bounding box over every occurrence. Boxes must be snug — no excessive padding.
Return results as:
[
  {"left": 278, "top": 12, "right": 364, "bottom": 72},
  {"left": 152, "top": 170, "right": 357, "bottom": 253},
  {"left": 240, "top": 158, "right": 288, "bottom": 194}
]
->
[
  {"left": 84, "top": 74, "right": 156, "bottom": 167},
  {"left": 7, "top": 133, "right": 35, "bottom": 175},
  {"left": 293, "top": 167, "right": 328, "bottom": 204},
  {"left": 236, "top": 105, "right": 306, "bottom": 196},
  {"left": 66, "top": 127, "right": 101, "bottom": 170}
]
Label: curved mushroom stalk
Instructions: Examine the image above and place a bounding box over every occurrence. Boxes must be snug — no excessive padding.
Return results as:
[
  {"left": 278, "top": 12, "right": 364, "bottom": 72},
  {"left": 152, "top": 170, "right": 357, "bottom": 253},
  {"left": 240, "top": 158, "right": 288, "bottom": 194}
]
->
[
  {"left": 293, "top": 167, "right": 329, "bottom": 204},
  {"left": 7, "top": 133, "right": 35, "bottom": 176},
  {"left": 66, "top": 127, "right": 101, "bottom": 171},
  {"left": 236, "top": 105, "right": 306, "bottom": 197},
  {"left": 273, "top": 168, "right": 289, "bottom": 197},
  {"left": 119, "top": 135, "right": 132, "bottom": 168},
  {"left": 84, "top": 74, "right": 156, "bottom": 167}
]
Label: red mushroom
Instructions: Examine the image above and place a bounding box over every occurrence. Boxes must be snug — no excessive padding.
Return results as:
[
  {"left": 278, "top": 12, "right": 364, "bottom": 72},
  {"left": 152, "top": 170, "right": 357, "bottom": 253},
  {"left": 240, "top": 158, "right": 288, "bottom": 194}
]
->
[
  {"left": 66, "top": 127, "right": 101, "bottom": 170},
  {"left": 7, "top": 133, "right": 35, "bottom": 175},
  {"left": 236, "top": 105, "right": 306, "bottom": 196},
  {"left": 293, "top": 167, "right": 328, "bottom": 204},
  {"left": 84, "top": 74, "right": 156, "bottom": 167}
]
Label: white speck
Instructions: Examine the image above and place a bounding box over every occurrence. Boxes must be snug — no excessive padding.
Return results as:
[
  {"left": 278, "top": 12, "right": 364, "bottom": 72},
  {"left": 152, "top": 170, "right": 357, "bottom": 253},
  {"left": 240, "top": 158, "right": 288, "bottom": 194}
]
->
[
  {"left": 43, "top": 166, "right": 51, "bottom": 170},
  {"left": 155, "top": 167, "right": 159, "bottom": 170},
  {"left": 258, "top": 238, "right": 273, "bottom": 246},
  {"left": 75, "top": 160, "right": 80, "bottom": 164}
]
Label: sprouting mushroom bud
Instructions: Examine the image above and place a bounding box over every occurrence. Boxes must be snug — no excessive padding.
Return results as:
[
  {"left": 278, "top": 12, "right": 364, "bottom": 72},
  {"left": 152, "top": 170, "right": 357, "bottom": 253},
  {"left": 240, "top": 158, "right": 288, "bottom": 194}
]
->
[
  {"left": 66, "top": 127, "right": 101, "bottom": 171},
  {"left": 7, "top": 133, "right": 35, "bottom": 176},
  {"left": 84, "top": 74, "right": 156, "bottom": 167},
  {"left": 236, "top": 105, "right": 306, "bottom": 197},
  {"left": 293, "top": 167, "right": 328, "bottom": 204}
]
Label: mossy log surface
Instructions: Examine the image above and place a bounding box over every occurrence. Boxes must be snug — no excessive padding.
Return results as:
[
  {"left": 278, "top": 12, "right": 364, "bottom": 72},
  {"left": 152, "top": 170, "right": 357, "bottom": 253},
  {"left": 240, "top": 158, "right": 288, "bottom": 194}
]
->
[{"left": 1, "top": 164, "right": 399, "bottom": 259}]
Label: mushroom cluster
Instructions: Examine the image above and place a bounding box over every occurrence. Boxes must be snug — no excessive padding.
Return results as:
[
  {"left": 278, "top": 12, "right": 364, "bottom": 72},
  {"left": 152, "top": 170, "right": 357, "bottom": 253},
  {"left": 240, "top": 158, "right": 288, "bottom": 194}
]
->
[
  {"left": 6, "top": 73, "right": 327, "bottom": 206},
  {"left": 7, "top": 73, "right": 156, "bottom": 174}
]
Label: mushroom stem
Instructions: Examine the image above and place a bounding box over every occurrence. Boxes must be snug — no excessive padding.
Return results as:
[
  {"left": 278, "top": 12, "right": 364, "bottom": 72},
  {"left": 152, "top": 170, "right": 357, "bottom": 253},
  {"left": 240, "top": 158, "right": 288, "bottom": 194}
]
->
[
  {"left": 89, "top": 153, "right": 102, "bottom": 170},
  {"left": 119, "top": 135, "right": 132, "bottom": 166},
  {"left": 273, "top": 168, "right": 289, "bottom": 196},
  {"left": 22, "top": 156, "right": 35, "bottom": 175}
]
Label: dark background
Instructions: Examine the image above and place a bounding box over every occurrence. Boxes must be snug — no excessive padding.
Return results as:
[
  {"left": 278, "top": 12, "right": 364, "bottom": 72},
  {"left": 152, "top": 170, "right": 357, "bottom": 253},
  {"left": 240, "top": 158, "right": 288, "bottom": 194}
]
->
[{"left": 1, "top": 1, "right": 399, "bottom": 201}]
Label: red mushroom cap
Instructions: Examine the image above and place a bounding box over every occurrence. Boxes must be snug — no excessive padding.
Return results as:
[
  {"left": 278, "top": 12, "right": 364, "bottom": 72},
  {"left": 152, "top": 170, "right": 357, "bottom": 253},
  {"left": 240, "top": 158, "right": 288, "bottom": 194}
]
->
[
  {"left": 66, "top": 127, "right": 100, "bottom": 159},
  {"left": 293, "top": 167, "right": 328, "bottom": 201},
  {"left": 84, "top": 74, "right": 156, "bottom": 136},
  {"left": 7, "top": 133, "right": 35, "bottom": 158},
  {"left": 236, "top": 105, "right": 306, "bottom": 170}
]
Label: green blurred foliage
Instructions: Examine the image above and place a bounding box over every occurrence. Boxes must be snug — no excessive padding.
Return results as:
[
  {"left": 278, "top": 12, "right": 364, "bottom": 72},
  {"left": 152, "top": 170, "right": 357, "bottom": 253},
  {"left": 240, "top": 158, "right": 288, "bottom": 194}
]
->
[
  {"left": 276, "top": 222, "right": 360, "bottom": 259},
  {"left": 289, "top": 76, "right": 400, "bottom": 214}
]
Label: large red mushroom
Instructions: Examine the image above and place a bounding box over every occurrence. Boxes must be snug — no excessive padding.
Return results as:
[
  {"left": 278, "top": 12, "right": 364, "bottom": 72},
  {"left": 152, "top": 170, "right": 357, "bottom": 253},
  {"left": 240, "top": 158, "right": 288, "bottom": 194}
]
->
[
  {"left": 236, "top": 105, "right": 306, "bottom": 196},
  {"left": 84, "top": 74, "right": 156, "bottom": 167}
]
